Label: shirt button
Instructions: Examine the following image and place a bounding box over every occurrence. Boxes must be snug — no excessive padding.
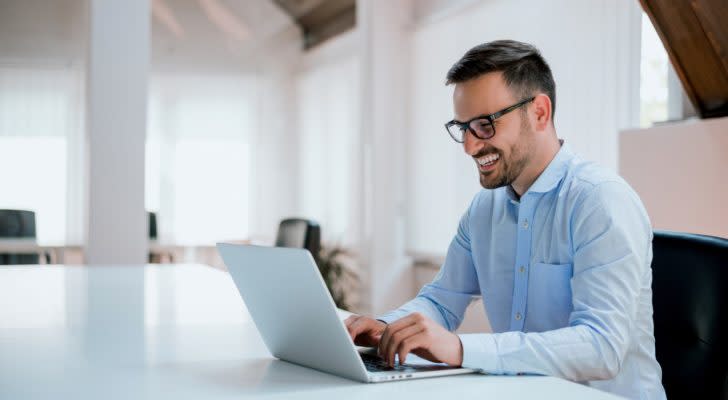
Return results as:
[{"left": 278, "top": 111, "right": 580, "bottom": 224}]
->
[
  {"left": 519, "top": 265, "right": 525, "bottom": 273},
  {"left": 522, "top": 219, "right": 529, "bottom": 229},
  {"left": 515, "top": 312, "right": 522, "bottom": 321}
]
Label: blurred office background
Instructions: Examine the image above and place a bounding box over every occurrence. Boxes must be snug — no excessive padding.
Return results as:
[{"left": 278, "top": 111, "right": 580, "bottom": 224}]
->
[{"left": 0, "top": 0, "right": 725, "bottom": 321}]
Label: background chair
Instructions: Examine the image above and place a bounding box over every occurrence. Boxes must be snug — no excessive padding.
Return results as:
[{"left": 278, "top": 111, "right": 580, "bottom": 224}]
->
[
  {"left": 148, "top": 211, "right": 158, "bottom": 241},
  {"left": 651, "top": 230, "right": 728, "bottom": 400},
  {"left": 0, "top": 209, "right": 47, "bottom": 265},
  {"left": 275, "top": 218, "right": 321, "bottom": 257},
  {"left": 147, "top": 211, "right": 174, "bottom": 263}
]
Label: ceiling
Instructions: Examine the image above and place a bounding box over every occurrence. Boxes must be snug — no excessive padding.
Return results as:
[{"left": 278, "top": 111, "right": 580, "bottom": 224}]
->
[{"left": 273, "top": 0, "right": 355, "bottom": 50}]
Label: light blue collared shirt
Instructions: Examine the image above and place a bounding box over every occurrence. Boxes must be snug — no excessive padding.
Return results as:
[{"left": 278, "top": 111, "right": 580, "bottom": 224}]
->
[{"left": 379, "top": 141, "right": 666, "bottom": 400}]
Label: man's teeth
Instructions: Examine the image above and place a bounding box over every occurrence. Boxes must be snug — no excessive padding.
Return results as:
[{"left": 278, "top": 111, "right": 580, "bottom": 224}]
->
[{"left": 477, "top": 154, "right": 500, "bottom": 166}]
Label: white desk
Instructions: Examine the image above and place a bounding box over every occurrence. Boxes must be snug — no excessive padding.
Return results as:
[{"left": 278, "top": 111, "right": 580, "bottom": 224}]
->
[{"left": 0, "top": 264, "right": 621, "bottom": 399}]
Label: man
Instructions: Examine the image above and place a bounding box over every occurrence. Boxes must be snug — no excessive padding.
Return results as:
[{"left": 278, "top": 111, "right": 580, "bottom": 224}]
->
[{"left": 345, "top": 40, "right": 666, "bottom": 399}]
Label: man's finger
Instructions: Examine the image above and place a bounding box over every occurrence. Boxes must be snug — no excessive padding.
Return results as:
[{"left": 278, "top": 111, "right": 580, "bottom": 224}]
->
[
  {"left": 397, "top": 335, "right": 426, "bottom": 366},
  {"left": 379, "top": 315, "right": 420, "bottom": 359},
  {"left": 346, "top": 316, "right": 367, "bottom": 340},
  {"left": 385, "top": 324, "right": 424, "bottom": 366},
  {"left": 384, "top": 324, "right": 423, "bottom": 365}
]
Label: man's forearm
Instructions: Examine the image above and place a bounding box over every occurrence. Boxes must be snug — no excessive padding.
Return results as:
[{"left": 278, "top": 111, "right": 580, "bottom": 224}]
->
[{"left": 459, "top": 323, "right": 625, "bottom": 381}]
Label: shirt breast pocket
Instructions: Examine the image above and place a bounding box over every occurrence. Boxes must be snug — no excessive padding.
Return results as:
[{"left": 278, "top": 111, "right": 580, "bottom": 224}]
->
[{"left": 527, "top": 262, "right": 573, "bottom": 332}]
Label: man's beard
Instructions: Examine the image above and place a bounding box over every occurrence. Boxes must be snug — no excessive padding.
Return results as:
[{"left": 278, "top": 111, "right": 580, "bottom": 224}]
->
[{"left": 479, "top": 116, "right": 532, "bottom": 189}]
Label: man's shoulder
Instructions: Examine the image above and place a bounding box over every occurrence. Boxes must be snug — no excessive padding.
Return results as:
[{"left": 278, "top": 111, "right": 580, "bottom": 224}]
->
[
  {"left": 561, "top": 156, "right": 646, "bottom": 216},
  {"left": 562, "top": 157, "right": 634, "bottom": 197},
  {"left": 565, "top": 157, "right": 624, "bottom": 187},
  {"left": 560, "top": 156, "right": 653, "bottom": 247}
]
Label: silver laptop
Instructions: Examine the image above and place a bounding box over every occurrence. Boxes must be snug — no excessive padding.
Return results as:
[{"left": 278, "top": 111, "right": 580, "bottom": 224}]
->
[{"left": 217, "top": 243, "right": 477, "bottom": 383}]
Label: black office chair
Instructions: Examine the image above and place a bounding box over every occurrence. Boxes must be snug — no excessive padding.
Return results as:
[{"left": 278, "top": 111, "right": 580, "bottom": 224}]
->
[
  {"left": 0, "top": 209, "right": 44, "bottom": 265},
  {"left": 148, "top": 211, "right": 158, "bottom": 240},
  {"left": 651, "top": 230, "right": 728, "bottom": 400},
  {"left": 147, "top": 211, "right": 172, "bottom": 263},
  {"left": 274, "top": 218, "right": 321, "bottom": 258}
]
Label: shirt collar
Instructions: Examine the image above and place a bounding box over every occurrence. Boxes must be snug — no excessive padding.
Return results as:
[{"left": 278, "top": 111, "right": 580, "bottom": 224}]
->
[
  {"left": 506, "top": 139, "right": 573, "bottom": 201},
  {"left": 526, "top": 139, "right": 573, "bottom": 194}
]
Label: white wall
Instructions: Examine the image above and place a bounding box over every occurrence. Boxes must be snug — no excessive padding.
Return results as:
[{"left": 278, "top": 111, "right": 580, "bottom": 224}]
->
[
  {"left": 406, "top": 0, "right": 642, "bottom": 254},
  {"left": 295, "top": 33, "right": 360, "bottom": 245},
  {"left": 620, "top": 117, "right": 728, "bottom": 238},
  {"left": 250, "top": 59, "right": 301, "bottom": 243},
  {"left": 357, "top": 0, "right": 415, "bottom": 314}
]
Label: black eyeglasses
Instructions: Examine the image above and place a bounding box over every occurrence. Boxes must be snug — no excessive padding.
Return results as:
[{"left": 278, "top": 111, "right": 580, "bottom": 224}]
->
[{"left": 444, "top": 97, "right": 535, "bottom": 143}]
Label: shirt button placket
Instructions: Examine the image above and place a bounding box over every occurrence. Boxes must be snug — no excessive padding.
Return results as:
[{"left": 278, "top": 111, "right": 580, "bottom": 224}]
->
[{"left": 511, "top": 200, "right": 533, "bottom": 332}]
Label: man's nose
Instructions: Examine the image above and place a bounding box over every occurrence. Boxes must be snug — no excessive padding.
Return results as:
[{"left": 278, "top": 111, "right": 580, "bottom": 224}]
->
[{"left": 463, "top": 130, "right": 483, "bottom": 156}]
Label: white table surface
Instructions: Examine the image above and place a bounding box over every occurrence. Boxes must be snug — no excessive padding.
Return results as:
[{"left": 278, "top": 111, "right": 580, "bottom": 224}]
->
[{"left": 0, "top": 264, "right": 621, "bottom": 399}]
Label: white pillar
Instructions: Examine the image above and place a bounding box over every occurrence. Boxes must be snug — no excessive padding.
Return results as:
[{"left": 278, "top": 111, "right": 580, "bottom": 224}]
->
[
  {"left": 356, "top": 0, "right": 413, "bottom": 315},
  {"left": 85, "top": 0, "right": 149, "bottom": 264}
]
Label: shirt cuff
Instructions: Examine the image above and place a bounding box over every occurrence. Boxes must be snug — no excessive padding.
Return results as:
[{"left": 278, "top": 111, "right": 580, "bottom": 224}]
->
[
  {"left": 459, "top": 333, "right": 500, "bottom": 373},
  {"left": 375, "top": 309, "right": 412, "bottom": 325}
]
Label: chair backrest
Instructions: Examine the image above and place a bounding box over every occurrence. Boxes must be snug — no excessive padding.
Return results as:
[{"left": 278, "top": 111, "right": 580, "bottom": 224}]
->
[
  {"left": 0, "top": 209, "right": 39, "bottom": 264},
  {"left": 0, "top": 209, "right": 36, "bottom": 238},
  {"left": 651, "top": 230, "right": 728, "bottom": 400},
  {"left": 274, "top": 218, "right": 321, "bottom": 257},
  {"left": 148, "top": 211, "right": 158, "bottom": 240}
]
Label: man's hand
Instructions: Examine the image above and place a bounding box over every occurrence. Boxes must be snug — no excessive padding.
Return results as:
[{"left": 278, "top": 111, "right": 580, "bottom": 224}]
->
[
  {"left": 345, "top": 315, "right": 387, "bottom": 347},
  {"left": 378, "top": 312, "right": 463, "bottom": 367}
]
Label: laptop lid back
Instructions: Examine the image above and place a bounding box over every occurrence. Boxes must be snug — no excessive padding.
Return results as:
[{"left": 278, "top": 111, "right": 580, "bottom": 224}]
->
[{"left": 217, "top": 243, "right": 368, "bottom": 382}]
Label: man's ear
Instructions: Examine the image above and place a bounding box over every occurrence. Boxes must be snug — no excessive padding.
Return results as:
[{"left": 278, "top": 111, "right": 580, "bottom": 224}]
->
[{"left": 531, "top": 93, "right": 552, "bottom": 131}]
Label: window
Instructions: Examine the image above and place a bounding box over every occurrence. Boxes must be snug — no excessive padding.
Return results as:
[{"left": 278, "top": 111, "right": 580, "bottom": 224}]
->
[
  {"left": 146, "top": 75, "right": 254, "bottom": 244},
  {"left": 639, "top": 12, "right": 669, "bottom": 127},
  {"left": 296, "top": 54, "right": 359, "bottom": 245},
  {"left": 0, "top": 65, "right": 84, "bottom": 243}
]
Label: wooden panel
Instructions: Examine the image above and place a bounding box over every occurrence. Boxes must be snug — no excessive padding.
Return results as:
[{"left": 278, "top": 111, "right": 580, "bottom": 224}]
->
[
  {"left": 640, "top": 0, "right": 728, "bottom": 118},
  {"left": 692, "top": 0, "right": 728, "bottom": 77},
  {"left": 274, "top": 0, "right": 355, "bottom": 49}
]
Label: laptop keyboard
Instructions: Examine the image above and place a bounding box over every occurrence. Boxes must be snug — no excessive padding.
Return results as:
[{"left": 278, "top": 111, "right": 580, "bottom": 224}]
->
[
  {"left": 360, "top": 352, "right": 415, "bottom": 372},
  {"left": 360, "top": 352, "right": 456, "bottom": 373}
]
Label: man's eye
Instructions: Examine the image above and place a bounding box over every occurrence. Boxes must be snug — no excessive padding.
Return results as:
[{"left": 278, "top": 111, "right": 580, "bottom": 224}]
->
[{"left": 473, "top": 120, "right": 492, "bottom": 130}]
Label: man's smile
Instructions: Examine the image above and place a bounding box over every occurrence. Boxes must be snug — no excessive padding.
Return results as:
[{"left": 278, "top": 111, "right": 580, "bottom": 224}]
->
[{"left": 476, "top": 153, "right": 500, "bottom": 172}]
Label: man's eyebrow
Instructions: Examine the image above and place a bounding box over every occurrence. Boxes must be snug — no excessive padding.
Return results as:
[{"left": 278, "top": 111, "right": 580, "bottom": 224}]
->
[{"left": 452, "top": 113, "right": 489, "bottom": 124}]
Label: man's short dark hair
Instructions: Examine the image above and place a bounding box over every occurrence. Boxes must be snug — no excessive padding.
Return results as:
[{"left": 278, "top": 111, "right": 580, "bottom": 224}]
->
[{"left": 446, "top": 40, "right": 556, "bottom": 118}]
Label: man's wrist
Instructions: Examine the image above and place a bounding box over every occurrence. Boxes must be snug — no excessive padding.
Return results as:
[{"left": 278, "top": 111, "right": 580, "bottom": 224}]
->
[{"left": 459, "top": 333, "right": 499, "bottom": 372}]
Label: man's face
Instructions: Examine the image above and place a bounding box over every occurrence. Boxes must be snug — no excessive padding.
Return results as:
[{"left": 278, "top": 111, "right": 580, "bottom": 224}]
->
[{"left": 452, "top": 72, "right": 533, "bottom": 190}]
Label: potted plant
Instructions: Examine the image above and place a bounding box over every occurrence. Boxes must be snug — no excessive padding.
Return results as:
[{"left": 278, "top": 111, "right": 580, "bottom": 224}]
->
[{"left": 314, "top": 245, "right": 358, "bottom": 311}]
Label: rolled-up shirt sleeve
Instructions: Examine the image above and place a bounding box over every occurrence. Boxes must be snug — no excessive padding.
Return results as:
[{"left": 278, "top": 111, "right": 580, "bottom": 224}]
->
[
  {"left": 378, "top": 197, "right": 482, "bottom": 331},
  {"left": 459, "top": 181, "right": 651, "bottom": 381}
]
